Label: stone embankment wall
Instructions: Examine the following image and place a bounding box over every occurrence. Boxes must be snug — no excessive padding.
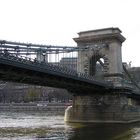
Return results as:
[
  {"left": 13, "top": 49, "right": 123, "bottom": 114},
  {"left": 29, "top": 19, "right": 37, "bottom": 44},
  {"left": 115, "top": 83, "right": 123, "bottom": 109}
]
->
[{"left": 0, "top": 103, "right": 70, "bottom": 113}]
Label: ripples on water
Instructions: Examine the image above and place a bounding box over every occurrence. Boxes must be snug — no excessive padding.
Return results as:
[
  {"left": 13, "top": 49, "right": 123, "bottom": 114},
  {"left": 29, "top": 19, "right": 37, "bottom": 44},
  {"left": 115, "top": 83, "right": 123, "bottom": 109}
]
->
[
  {"left": 0, "top": 112, "right": 72, "bottom": 140},
  {"left": 0, "top": 111, "right": 140, "bottom": 140}
]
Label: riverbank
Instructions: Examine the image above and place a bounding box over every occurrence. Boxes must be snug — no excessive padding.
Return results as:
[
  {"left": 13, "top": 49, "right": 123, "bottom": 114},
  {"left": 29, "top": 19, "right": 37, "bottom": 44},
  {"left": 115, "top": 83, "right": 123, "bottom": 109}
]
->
[{"left": 0, "top": 102, "right": 71, "bottom": 113}]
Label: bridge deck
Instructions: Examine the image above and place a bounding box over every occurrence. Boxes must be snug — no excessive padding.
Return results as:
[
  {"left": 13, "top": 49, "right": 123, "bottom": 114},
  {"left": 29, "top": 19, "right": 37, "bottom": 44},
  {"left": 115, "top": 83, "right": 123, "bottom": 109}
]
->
[{"left": 0, "top": 53, "right": 112, "bottom": 94}]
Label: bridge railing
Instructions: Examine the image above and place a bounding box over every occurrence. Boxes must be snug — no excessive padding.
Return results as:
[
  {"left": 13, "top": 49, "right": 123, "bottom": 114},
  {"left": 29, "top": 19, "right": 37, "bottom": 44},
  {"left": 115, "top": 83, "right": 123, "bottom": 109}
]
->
[{"left": 0, "top": 52, "right": 100, "bottom": 83}]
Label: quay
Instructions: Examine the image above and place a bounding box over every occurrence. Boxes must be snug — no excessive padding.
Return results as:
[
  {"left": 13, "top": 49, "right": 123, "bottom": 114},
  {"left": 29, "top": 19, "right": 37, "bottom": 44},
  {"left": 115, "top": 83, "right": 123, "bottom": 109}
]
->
[{"left": 0, "top": 103, "right": 70, "bottom": 113}]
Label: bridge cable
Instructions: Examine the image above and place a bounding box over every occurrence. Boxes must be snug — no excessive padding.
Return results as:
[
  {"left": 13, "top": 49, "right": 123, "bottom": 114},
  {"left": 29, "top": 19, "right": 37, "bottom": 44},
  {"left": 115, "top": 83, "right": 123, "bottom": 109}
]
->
[{"left": 123, "top": 64, "right": 140, "bottom": 92}]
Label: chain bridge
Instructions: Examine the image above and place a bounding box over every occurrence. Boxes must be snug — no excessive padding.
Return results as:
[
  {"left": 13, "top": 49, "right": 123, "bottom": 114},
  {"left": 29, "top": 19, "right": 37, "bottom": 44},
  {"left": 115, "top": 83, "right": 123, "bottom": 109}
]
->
[
  {"left": 0, "top": 27, "right": 140, "bottom": 123},
  {"left": 0, "top": 39, "right": 112, "bottom": 94}
]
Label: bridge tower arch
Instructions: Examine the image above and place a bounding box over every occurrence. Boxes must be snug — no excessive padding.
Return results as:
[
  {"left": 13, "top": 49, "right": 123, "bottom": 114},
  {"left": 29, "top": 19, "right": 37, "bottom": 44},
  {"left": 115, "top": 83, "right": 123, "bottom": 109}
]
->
[
  {"left": 85, "top": 48, "right": 109, "bottom": 77},
  {"left": 74, "top": 27, "right": 126, "bottom": 85}
]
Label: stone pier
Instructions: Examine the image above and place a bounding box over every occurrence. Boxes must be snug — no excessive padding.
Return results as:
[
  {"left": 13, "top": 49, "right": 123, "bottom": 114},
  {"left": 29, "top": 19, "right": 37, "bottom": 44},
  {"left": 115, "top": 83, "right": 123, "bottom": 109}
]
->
[{"left": 64, "top": 90, "right": 140, "bottom": 123}]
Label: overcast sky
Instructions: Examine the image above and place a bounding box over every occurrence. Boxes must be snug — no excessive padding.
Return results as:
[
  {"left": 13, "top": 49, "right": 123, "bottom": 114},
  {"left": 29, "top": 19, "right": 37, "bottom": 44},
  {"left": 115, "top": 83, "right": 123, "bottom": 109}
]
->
[{"left": 0, "top": 0, "right": 140, "bottom": 66}]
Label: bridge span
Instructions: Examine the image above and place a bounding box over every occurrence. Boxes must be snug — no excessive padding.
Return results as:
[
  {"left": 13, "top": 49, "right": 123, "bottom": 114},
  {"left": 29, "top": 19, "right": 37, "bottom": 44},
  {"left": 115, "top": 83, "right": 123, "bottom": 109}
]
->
[{"left": 0, "top": 52, "right": 111, "bottom": 94}]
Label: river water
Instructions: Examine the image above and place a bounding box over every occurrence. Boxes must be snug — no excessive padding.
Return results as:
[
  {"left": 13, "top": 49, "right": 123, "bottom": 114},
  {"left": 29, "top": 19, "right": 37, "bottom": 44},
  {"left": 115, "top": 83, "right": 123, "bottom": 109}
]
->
[{"left": 0, "top": 111, "right": 140, "bottom": 140}]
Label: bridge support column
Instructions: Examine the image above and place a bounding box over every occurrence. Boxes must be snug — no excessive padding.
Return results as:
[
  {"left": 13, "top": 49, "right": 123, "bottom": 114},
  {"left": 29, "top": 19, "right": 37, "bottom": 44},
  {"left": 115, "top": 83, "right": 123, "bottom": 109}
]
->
[{"left": 64, "top": 90, "right": 139, "bottom": 123}]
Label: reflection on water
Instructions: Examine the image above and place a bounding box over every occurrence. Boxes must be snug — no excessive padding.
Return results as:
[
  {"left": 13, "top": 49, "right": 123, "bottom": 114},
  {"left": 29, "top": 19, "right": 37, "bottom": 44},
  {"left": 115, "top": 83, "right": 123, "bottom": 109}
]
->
[
  {"left": 68, "top": 123, "right": 133, "bottom": 140},
  {"left": 0, "top": 112, "right": 140, "bottom": 140}
]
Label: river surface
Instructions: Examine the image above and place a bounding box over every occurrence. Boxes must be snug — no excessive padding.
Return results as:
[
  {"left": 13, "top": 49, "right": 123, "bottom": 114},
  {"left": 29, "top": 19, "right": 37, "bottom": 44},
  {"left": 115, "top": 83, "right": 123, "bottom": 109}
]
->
[{"left": 0, "top": 111, "right": 140, "bottom": 140}]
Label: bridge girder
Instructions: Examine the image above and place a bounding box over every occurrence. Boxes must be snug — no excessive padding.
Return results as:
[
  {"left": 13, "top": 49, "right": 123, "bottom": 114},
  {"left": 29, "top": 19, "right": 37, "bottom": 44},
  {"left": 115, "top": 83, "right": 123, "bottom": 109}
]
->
[{"left": 0, "top": 52, "right": 111, "bottom": 94}]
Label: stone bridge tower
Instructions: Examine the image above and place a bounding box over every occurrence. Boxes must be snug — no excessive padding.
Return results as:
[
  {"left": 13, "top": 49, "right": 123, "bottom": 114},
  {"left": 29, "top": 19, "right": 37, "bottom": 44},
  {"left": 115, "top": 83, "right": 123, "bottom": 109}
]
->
[
  {"left": 65, "top": 28, "right": 137, "bottom": 124},
  {"left": 73, "top": 27, "right": 126, "bottom": 85}
]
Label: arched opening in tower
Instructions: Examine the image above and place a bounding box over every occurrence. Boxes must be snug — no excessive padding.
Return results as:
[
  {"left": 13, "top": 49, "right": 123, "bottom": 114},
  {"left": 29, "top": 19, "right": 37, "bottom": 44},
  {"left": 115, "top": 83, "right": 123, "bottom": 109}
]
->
[{"left": 89, "top": 55, "right": 104, "bottom": 76}]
